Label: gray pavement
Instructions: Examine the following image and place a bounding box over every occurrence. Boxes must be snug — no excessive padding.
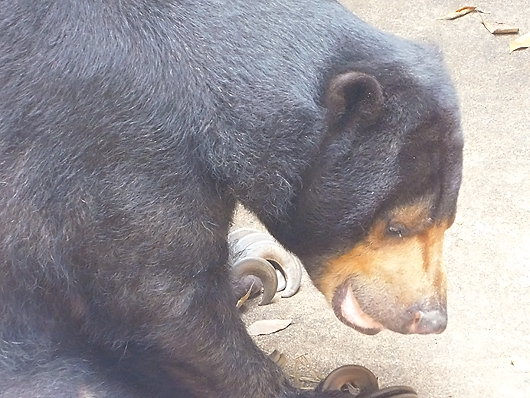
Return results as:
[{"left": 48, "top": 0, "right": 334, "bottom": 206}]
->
[{"left": 234, "top": 1, "right": 530, "bottom": 397}]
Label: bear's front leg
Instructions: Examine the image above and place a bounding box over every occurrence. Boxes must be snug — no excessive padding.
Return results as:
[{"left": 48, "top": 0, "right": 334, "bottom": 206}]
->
[{"left": 85, "top": 260, "right": 348, "bottom": 398}]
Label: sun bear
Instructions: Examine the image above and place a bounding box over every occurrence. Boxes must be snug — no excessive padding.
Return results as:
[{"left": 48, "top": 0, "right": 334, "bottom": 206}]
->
[{"left": 0, "top": 0, "right": 462, "bottom": 397}]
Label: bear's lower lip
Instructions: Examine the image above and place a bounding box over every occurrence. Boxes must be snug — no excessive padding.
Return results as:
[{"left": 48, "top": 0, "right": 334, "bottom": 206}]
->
[{"left": 331, "top": 282, "right": 384, "bottom": 335}]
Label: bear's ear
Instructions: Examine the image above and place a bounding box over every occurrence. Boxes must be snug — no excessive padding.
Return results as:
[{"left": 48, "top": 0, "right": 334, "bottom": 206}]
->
[{"left": 325, "top": 71, "right": 384, "bottom": 128}]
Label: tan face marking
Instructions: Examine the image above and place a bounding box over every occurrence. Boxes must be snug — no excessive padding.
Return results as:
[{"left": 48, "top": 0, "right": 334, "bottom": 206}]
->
[{"left": 316, "top": 200, "right": 450, "bottom": 324}]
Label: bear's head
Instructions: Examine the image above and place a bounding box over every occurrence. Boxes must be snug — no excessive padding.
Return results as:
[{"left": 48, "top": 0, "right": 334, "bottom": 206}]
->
[{"left": 271, "top": 65, "right": 462, "bottom": 336}]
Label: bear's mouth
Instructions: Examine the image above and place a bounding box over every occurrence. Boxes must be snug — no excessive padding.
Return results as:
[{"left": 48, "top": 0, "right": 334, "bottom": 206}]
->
[{"left": 331, "top": 281, "right": 384, "bottom": 335}]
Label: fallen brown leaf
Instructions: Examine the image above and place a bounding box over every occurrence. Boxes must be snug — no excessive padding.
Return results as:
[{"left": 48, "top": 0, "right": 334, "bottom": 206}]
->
[
  {"left": 236, "top": 281, "right": 255, "bottom": 308},
  {"left": 510, "top": 32, "right": 530, "bottom": 53},
  {"left": 247, "top": 319, "right": 292, "bottom": 336},
  {"left": 482, "top": 19, "right": 519, "bottom": 35},
  {"left": 437, "top": 6, "right": 477, "bottom": 20}
]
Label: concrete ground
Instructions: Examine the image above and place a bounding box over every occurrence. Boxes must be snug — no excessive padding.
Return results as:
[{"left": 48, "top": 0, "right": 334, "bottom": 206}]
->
[{"left": 233, "top": 1, "right": 530, "bottom": 397}]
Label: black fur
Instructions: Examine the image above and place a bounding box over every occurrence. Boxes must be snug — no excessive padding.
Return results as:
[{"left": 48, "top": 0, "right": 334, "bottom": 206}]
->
[{"left": 0, "top": 0, "right": 462, "bottom": 397}]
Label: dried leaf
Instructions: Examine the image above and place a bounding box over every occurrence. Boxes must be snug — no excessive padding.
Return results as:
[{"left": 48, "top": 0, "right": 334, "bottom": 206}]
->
[
  {"left": 247, "top": 319, "right": 292, "bottom": 336},
  {"left": 482, "top": 19, "right": 519, "bottom": 35},
  {"left": 438, "top": 6, "right": 477, "bottom": 20},
  {"left": 510, "top": 355, "right": 530, "bottom": 372},
  {"left": 510, "top": 32, "right": 530, "bottom": 53},
  {"left": 236, "top": 281, "right": 255, "bottom": 308}
]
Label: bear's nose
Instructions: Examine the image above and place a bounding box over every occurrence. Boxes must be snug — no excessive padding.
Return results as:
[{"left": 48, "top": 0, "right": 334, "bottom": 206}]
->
[{"left": 408, "top": 309, "right": 447, "bottom": 334}]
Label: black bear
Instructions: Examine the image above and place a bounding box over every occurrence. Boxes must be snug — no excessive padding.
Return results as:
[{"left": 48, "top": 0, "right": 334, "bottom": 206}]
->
[{"left": 0, "top": 0, "right": 462, "bottom": 397}]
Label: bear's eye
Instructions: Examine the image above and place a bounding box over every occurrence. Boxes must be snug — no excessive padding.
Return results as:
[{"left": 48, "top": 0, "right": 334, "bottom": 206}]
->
[{"left": 386, "top": 223, "right": 408, "bottom": 238}]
